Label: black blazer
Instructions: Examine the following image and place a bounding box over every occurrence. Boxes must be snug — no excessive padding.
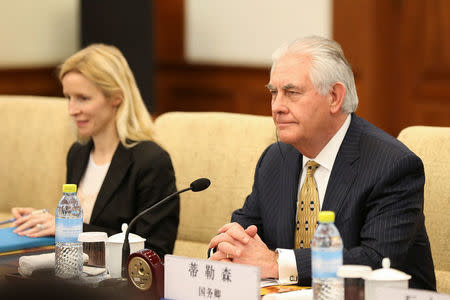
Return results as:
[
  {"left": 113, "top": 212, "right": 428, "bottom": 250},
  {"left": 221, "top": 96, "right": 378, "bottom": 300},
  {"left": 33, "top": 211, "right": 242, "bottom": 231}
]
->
[
  {"left": 232, "top": 114, "right": 436, "bottom": 290},
  {"left": 66, "top": 140, "right": 179, "bottom": 259}
]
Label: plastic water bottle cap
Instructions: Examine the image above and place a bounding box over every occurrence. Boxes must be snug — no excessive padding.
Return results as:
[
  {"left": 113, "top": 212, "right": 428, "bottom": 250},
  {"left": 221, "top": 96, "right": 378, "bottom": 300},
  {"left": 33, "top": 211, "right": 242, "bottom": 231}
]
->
[
  {"left": 318, "top": 211, "right": 335, "bottom": 223},
  {"left": 63, "top": 184, "right": 77, "bottom": 193}
]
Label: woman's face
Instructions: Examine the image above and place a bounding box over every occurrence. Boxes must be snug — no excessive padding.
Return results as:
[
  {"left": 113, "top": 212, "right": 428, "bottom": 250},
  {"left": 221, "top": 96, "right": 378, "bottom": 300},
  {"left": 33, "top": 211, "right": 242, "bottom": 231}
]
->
[{"left": 62, "top": 72, "right": 120, "bottom": 139}]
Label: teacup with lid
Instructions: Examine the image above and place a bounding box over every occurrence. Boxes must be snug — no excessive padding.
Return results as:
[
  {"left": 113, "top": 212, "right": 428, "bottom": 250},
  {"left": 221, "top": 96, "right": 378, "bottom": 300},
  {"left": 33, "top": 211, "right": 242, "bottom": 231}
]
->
[
  {"left": 363, "top": 258, "right": 411, "bottom": 300},
  {"left": 105, "top": 223, "right": 146, "bottom": 278}
]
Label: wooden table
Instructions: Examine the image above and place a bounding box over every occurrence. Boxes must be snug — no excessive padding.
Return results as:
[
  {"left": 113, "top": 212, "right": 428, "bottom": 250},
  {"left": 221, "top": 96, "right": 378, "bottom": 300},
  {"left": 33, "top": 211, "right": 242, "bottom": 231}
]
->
[{"left": 0, "top": 247, "right": 159, "bottom": 300}]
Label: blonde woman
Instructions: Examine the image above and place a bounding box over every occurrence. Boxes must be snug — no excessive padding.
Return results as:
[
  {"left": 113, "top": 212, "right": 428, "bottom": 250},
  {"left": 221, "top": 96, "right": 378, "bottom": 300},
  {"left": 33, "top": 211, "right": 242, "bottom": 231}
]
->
[{"left": 13, "top": 44, "right": 179, "bottom": 258}]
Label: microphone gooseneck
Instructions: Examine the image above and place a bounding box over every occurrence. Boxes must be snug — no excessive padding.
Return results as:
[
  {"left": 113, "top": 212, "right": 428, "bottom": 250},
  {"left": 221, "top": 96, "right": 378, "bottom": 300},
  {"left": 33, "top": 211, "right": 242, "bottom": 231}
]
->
[{"left": 121, "top": 178, "right": 211, "bottom": 278}]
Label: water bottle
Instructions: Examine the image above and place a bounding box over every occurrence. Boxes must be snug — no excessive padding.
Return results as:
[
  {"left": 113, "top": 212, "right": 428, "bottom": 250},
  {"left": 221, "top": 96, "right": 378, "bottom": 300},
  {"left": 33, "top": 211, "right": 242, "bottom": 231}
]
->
[
  {"left": 55, "top": 184, "right": 83, "bottom": 279},
  {"left": 311, "top": 211, "right": 343, "bottom": 300}
]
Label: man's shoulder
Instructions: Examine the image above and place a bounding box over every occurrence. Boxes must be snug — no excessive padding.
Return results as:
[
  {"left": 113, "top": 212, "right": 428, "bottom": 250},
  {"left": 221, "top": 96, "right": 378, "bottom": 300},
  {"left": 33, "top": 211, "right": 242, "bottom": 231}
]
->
[
  {"left": 254, "top": 142, "right": 301, "bottom": 173},
  {"left": 353, "top": 115, "right": 418, "bottom": 160},
  {"left": 262, "top": 142, "right": 299, "bottom": 158}
]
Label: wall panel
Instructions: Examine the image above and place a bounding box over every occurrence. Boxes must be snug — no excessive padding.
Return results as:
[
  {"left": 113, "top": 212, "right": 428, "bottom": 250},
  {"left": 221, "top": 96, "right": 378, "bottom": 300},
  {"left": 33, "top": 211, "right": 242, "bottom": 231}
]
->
[
  {"left": 335, "top": 0, "right": 450, "bottom": 136},
  {"left": 0, "top": 67, "right": 60, "bottom": 96}
]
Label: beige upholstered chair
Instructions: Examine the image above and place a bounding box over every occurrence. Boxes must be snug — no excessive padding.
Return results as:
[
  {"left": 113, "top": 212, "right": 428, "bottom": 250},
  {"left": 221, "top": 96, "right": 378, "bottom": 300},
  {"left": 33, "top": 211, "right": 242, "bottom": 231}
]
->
[
  {"left": 397, "top": 126, "right": 450, "bottom": 294},
  {"left": 0, "top": 96, "right": 75, "bottom": 224},
  {"left": 154, "top": 112, "right": 276, "bottom": 258}
]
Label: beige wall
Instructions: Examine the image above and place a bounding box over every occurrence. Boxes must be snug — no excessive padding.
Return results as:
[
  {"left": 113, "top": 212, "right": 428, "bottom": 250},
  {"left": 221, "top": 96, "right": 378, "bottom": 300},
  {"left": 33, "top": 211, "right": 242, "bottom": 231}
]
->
[
  {"left": 0, "top": 0, "right": 332, "bottom": 68},
  {"left": 185, "top": 0, "right": 333, "bottom": 66},
  {"left": 0, "top": 0, "right": 79, "bottom": 68}
]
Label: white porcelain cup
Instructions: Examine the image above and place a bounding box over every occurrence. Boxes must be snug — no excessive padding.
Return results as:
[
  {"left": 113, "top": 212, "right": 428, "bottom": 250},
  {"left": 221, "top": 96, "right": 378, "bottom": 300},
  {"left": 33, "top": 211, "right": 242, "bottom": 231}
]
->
[
  {"left": 105, "top": 223, "right": 146, "bottom": 278},
  {"left": 363, "top": 258, "right": 411, "bottom": 300}
]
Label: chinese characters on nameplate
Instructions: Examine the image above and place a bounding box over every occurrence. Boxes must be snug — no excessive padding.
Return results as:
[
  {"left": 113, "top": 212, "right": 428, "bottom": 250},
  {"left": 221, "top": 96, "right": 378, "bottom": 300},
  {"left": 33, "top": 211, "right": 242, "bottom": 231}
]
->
[{"left": 164, "top": 255, "right": 260, "bottom": 300}]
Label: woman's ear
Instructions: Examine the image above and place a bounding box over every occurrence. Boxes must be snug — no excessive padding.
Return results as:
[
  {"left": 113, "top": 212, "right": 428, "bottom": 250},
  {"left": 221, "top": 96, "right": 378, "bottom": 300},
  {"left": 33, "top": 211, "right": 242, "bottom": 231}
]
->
[
  {"left": 329, "top": 82, "right": 346, "bottom": 114},
  {"left": 111, "top": 92, "right": 123, "bottom": 107}
]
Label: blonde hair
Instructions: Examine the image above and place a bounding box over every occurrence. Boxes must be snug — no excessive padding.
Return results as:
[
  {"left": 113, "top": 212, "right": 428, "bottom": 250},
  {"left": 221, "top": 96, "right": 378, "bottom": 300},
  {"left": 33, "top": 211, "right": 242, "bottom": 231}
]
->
[{"left": 59, "top": 43, "right": 155, "bottom": 147}]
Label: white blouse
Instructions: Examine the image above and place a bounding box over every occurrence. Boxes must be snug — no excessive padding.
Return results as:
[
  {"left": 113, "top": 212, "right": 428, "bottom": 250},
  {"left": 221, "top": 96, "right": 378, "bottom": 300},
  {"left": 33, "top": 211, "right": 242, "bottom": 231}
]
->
[{"left": 77, "top": 153, "right": 110, "bottom": 223}]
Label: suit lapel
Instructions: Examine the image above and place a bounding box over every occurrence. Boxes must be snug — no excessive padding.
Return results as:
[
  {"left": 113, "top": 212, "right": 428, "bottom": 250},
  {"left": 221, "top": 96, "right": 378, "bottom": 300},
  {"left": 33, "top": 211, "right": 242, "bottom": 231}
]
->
[
  {"left": 90, "top": 143, "right": 132, "bottom": 223},
  {"left": 322, "top": 114, "right": 362, "bottom": 217},
  {"left": 277, "top": 144, "right": 302, "bottom": 249},
  {"left": 70, "top": 142, "right": 92, "bottom": 185}
]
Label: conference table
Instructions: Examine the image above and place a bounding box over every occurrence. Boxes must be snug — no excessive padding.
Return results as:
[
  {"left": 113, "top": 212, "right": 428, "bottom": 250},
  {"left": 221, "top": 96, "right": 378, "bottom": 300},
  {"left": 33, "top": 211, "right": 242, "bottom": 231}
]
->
[
  {"left": 0, "top": 246, "right": 314, "bottom": 300},
  {"left": 0, "top": 247, "right": 162, "bottom": 300}
]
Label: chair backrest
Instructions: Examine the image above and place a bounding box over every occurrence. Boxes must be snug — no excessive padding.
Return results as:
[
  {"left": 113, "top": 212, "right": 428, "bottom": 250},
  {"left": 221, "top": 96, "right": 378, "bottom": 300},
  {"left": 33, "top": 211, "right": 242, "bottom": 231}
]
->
[
  {"left": 397, "top": 126, "right": 450, "bottom": 292},
  {"left": 154, "top": 112, "right": 276, "bottom": 258},
  {"left": 0, "top": 96, "right": 75, "bottom": 215}
]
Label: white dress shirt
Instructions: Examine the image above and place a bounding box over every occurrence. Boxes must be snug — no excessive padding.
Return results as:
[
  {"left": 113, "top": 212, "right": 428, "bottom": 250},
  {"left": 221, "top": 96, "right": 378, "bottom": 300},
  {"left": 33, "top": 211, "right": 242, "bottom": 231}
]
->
[{"left": 276, "top": 114, "right": 351, "bottom": 284}]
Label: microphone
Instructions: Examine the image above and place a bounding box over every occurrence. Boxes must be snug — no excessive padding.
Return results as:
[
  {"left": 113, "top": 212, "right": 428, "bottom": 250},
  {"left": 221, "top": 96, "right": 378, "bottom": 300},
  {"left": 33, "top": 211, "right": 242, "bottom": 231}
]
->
[{"left": 121, "top": 178, "right": 211, "bottom": 277}]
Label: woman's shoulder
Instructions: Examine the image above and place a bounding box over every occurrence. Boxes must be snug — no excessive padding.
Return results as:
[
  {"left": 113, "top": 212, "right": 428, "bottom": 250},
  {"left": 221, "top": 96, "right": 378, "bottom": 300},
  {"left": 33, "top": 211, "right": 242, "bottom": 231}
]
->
[
  {"left": 128, "top": 140, "right": 172, "bottom": 164},
  {"left": 67, "top": 141, "right": 91, "bottom": 158},
  {"left": 130, "top": 140, "right": 167, "bottom": 154}
]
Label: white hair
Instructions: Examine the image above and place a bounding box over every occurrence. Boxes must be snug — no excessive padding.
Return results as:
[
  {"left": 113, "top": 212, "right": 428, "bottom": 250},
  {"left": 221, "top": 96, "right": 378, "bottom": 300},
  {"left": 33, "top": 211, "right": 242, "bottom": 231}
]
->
[{"left": 271, "top": 36, "right": 358, "bottom": 113}]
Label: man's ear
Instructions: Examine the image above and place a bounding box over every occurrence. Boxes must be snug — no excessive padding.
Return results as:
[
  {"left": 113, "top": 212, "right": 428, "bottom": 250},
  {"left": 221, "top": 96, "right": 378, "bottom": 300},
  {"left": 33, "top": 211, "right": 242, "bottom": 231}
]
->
[{"left": 329, "top": 82, "right": 346, "bottom": 114}]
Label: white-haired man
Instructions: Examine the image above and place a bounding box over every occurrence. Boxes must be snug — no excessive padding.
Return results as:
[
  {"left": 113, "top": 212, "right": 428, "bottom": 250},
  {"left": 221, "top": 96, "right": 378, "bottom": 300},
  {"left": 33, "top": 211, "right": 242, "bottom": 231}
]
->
[{"left": 209, "top": 36, "right": 435, "bottom": 290}]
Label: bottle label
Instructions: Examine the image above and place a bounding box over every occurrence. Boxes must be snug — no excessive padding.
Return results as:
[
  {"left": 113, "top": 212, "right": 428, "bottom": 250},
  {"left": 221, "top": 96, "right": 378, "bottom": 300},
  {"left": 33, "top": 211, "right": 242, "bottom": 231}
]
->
[
  {"left": 55, "top": 218, "right": 82, "bottom": 243},
  {"left": 312, "top": 248, "right": 343, "bottom": 278}
]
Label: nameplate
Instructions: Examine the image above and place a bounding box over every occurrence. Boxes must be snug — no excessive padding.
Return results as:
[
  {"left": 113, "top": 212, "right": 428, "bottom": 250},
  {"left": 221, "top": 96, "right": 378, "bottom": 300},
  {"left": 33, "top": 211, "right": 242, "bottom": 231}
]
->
[
  {"left": 375, "top": 287, "right": 450, "bottom": 300},
  {"left": 164, "top": 255, "right": 260, "bottom": 300}
]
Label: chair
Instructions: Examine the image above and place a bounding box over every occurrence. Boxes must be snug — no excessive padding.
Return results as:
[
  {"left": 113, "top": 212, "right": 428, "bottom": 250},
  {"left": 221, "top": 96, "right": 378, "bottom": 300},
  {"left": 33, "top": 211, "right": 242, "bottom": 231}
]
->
[
  {"left": 397, "top": 126, "right": 450, "bottom": 294},
  {"left": 0, "top": 96, "right": 75, "bottom": 223},
  {"left": 154, "top": 112, "right": 277, "bottom": 258}
]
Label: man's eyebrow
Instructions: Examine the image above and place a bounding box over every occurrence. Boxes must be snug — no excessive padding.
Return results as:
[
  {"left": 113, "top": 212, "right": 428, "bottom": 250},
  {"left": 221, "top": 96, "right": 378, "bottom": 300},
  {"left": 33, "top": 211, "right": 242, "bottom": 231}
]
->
[
  {"left": 265, "top": 83, "right": 276, "bottom": 90},
  {"left": 282, "top": 83, "right": 301, "bottom": 90},
  {"left": 266, "top": 83, "right": 303, "bottom": 90}
]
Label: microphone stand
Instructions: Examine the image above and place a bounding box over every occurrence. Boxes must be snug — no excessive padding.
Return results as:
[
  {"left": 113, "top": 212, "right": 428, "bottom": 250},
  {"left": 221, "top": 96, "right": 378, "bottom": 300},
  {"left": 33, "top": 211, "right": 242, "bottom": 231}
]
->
[
  {"left": 120, "top": 177, "right": 210, "bottom": 279},
  {"left": 121, "top": 187, "right": 190, "bottom": 278}
]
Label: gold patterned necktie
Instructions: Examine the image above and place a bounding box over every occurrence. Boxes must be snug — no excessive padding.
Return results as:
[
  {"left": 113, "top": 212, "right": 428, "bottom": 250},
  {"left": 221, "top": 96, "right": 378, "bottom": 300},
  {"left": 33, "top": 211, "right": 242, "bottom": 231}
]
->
[{"left": 295, "top": 160, "right": 320, "bottom": 249}]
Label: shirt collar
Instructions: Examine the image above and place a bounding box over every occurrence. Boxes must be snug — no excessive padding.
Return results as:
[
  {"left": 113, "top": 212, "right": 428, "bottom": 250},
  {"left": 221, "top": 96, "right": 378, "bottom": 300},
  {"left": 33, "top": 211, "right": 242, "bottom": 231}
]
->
[{"left": 302, "top": 114, "right": 352, "bottom": 172}]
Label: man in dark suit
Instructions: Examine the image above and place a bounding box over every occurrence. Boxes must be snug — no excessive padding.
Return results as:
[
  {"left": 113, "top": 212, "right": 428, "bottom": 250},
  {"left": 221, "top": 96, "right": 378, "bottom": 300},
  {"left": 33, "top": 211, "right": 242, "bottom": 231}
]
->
[{"left": 208, "top": 36, "right": 435, "bottom": 290}]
